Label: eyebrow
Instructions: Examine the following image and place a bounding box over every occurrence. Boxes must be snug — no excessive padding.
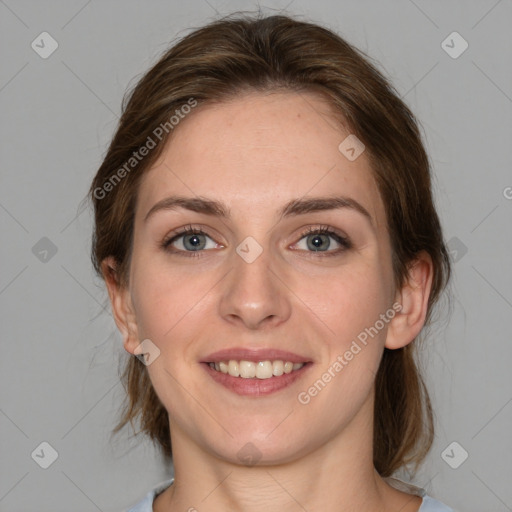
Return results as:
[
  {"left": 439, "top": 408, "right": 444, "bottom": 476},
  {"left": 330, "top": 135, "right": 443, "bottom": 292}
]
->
[{"left": 144, "top": 194, "right": 374, "bottom": 227}]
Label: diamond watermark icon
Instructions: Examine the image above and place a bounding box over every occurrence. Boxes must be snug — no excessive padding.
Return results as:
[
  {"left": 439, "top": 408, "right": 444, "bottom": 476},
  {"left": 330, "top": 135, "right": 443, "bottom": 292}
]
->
[
  {"left": 236, "top": 236, "right": 263, "bottom": 263},
  {"left": 134, "top": 339, "right": 161, "bottom": 366},
  {"left": 31, "top": 441, "right": 59, "bottom": 469},
  {"left": 31, "top": 32, "right": 59, "bottom": 59},
  {"left": 237, "top": 442, "right": 262, "bottom": 466},
  {"left": 32, "top": 237, "right": 58, "bottom": 263},
  {"left": 338, "top": 134, "right": 365, "bottom": 161},
  {"left": 441, "top": 441, "right": 468, "bottom": 469},
  {"left": 441, "top": 32, "right": 468, "bottom": 59},
  {"left": 446, "top": 236, "right": 468, "bottom": 263}
]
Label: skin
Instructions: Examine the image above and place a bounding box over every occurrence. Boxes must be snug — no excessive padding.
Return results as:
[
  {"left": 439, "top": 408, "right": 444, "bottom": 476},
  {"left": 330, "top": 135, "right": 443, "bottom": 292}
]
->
[{"left": 104, "top": 91, "right": 433, "bottom": 512}]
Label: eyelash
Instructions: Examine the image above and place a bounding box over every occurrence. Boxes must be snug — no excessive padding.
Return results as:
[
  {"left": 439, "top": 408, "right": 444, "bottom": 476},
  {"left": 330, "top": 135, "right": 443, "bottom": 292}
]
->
[{"left": 160, "top": 224, "right": 352, "bottom": 259}]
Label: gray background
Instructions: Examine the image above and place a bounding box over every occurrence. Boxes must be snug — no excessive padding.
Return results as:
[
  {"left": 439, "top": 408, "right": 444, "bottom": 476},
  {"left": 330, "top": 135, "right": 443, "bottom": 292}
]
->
[{"left": 1, "top": 1, "right": 511, "bottom": 511}]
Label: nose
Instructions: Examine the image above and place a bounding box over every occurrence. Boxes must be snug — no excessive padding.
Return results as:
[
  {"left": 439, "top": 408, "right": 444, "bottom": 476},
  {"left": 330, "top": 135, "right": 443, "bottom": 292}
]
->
[{"left": 218, "top": 242, "right": 292, "bottom": 330}]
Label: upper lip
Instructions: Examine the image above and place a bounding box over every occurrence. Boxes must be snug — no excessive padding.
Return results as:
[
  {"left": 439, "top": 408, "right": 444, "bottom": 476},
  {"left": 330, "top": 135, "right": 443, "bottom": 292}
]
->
[{"left": 202, "top": 348, "right": 311, "bottom": 364}]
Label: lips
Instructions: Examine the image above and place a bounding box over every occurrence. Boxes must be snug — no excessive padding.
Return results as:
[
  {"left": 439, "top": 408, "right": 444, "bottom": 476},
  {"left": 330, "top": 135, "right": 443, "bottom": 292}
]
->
[
  {"left": 201, "top": 347, "right": 312, "bottom": 396},
  {"left": 209, "top": 360, "right": 305, "bottom": 379},
  {"left": 202, "top": 348, "right": 311, "bottom": 364}
]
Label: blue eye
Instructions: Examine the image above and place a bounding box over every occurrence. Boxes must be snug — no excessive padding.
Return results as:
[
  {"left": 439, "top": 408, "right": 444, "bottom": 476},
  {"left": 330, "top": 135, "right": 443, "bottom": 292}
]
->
[
  {"left": 161, "top": 224, "right": 351, "bottom": 258},
  {"left": 161, "top": 225, "right": 217, "bottom": 257},
  {"left": 294, "top": 226, "right": 351, "bottom": 256}
]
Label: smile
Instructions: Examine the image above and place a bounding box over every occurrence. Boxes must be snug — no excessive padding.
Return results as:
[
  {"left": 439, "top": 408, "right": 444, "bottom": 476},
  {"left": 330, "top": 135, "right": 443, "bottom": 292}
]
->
[
  {"left": 208, "top": 360, "right": 305, "bottom": 379},
  {"left": 203, "top": 360, "right": 311, "bottom": 396}
]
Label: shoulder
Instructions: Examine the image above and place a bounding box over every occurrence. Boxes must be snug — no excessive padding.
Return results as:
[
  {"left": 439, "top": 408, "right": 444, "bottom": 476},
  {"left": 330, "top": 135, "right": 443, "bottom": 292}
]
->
[
  {"left": 419, "top": 495, "right": 455, "bottom": 511},
  {"left": 123, "top": 478, "right": 174, "bottom": 512},
  {"left": 124, "top": 477, "right": 456, "bottom": 512},
  {"left": 384, "top": 477, "right": 454, "bottom": 512}
]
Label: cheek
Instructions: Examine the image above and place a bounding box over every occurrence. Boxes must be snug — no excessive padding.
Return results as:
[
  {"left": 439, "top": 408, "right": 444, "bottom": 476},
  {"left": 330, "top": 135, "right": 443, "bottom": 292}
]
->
[
  {"left": 295, "top": 267, "right": 390, "bottom": 419},
  {"left": 292, "top": 257, "right": 391, "bottom": 405},
  {"left": 296, "top": 259, "right": 391, "bottom": 344},
  {"left": 129, "top": 254, "right": 194, "bottom": 340},
  {"left": 129, "top": 254, "right": 221, "bottom": 370}
]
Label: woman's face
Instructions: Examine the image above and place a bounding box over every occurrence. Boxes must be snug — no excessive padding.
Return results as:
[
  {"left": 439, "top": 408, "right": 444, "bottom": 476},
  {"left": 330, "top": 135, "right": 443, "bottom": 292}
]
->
[{"left": 121, "top": 91, "right": 399, "bottom": 464}]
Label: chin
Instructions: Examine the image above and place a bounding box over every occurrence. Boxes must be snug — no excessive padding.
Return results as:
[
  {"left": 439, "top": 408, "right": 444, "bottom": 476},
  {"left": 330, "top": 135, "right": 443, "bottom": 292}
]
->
[{"left": 206, "top": 429, "right": 310, "bottom": 467}]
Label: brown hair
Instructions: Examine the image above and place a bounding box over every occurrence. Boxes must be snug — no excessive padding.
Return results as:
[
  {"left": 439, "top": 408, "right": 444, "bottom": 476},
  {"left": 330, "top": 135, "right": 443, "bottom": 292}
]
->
[{"left": 89, "top": 13, "right": 451, "bottom": 476}]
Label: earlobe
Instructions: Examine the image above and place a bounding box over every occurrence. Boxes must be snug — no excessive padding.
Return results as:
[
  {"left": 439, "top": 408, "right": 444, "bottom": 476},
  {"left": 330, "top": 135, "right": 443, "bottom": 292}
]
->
[
  {"left": 385, "top": 251, "right": 434, "bottom": 350},
  {"left": 101, "top": 257, "right": 139, "bottom": 355}
]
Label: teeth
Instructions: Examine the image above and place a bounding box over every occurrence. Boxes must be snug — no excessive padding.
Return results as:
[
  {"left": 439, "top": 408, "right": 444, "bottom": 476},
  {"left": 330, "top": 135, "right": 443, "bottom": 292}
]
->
[
  {"left": 209, "top": 359, "right": 305, "bottom": 379},
  {"left": 256, "top": 361, "right": 273, "bottom": 379},
  {"left": 228, "top": 360, "right": 239, "bottom": 377},
  {"left": 239, "top": 360, "right": 256, "bottom": 378},
  {"left": 272, "top": 360, "right": 284, "bottom": 376}
]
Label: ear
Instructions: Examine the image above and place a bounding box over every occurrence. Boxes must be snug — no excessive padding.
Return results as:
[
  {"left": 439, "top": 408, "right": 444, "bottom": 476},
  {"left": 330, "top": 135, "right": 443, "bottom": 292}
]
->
[
  {"left": 385, "top": 251, "right": 434, "bottom": 350},
  {"left": 101, "top": 256, "right": 140, "bottom": 355}
]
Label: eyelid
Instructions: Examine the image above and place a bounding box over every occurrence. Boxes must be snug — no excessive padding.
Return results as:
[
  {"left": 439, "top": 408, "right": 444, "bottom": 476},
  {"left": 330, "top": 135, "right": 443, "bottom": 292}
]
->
[
  {"left": 161, "top": 223, "right": 351, "bottom": 256},
  {"left": 161, "top": 224, "right": 221, "bottom": 255},
  {"left": 291, "top": 225, "right": 351, "bottom": 255}
]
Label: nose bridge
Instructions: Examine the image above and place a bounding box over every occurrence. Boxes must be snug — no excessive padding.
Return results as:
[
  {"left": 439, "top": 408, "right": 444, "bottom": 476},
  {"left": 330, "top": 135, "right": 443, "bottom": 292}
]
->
[{"left": 218, "top": 235, "right": 291, "bottom": 329}]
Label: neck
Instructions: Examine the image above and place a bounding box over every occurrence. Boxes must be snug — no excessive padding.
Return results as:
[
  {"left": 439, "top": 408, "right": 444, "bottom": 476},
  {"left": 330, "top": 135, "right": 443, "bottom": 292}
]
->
[{"left": 155, "top": 397, "right": 421, "bottom": 512}]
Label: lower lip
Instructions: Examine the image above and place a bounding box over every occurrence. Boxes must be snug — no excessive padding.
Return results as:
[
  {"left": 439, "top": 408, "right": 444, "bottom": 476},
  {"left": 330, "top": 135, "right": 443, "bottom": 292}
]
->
[{"left": 202, "top": 363, "right": 312, "bottom": 396}]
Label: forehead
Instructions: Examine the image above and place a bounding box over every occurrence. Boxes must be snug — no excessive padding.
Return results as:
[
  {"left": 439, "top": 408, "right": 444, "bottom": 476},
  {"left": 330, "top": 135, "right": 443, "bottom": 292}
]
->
[{"left": 137, "top": 91, "right": 386, "bottom": 230}]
